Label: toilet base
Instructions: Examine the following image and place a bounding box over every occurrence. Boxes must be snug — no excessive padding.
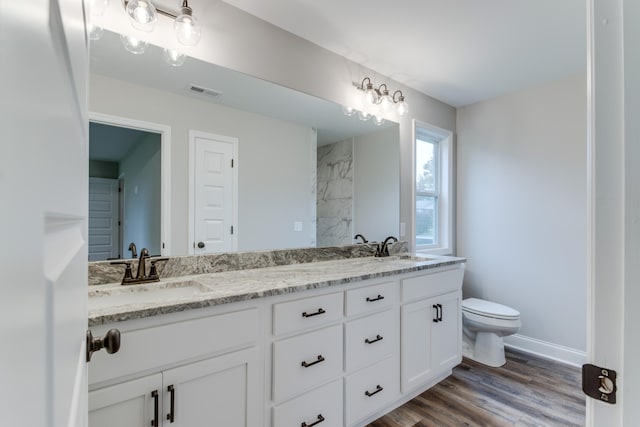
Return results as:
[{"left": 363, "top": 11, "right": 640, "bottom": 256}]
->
[{"left": 468, "top": 332, "right": 506, "bottom": 367}]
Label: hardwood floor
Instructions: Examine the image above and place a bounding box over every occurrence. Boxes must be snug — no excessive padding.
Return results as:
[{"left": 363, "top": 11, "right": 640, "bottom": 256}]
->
[{"left": 368, "top": 349, "right": 585, "bottom": 427}]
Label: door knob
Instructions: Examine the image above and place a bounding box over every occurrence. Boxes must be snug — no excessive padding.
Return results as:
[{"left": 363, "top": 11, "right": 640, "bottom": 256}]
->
[
  {"left": 197, "top": 241, "right": 205, "bottom": 248},
  {"left": 86, "top": 329, "right": 121, "bottom": 362}
]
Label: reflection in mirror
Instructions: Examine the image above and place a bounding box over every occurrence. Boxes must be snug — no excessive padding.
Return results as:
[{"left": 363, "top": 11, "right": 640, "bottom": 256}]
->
[
  {"left": 88, "top": 123, "right": 161, "bottom": 261},
  {"left": 89, "top": 30, "right": 399, "bottom": 258}
]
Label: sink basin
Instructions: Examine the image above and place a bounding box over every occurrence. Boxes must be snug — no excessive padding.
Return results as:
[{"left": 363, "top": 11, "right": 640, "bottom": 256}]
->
[
  {"left": 381, "top": 255, "right": 435, "bottom": 262},
  {"left": 88, "top": 280, "right": 212, "bottom": 310}
]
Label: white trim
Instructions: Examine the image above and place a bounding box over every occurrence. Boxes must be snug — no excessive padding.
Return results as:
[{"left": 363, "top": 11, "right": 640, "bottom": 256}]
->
[
  {"left": 504, "top": 334, "right": 588, "bottom": 368},
  {"left": 412, "top": 120, "right": 454, "bottom": 255},
  {"left": 89, "top": 112, "right": 172, "bottom": 256},
  {"left": 188, "top": 130, "right": 239, "bottom": 254}
]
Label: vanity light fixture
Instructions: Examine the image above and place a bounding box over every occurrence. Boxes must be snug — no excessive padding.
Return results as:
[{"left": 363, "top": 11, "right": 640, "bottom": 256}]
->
[
  {"left": 374, "top": 115, "right": 385, "bottom": 126},
  {"left": 124, "top": 0, "right": 201, "bottom": 46},
  {"left": 163, "top": 48, "right": 186, "bottom": 66},
  {"left": 120, "top": 34, "right": 148, "bottom": 54},
  {"left": 357, "top": 110, "right": 372, "bottom": 122},
  {"left": 356, "top": 77, "right": 409, "bottom": 117},
  {"left": 342, "top": 105, "right": 356, "bottom": 116}
]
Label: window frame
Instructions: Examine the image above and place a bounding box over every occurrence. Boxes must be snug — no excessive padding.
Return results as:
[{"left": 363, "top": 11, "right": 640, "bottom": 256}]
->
[{"left": 413, "top": 120, "right": 454, "bottom": 255}]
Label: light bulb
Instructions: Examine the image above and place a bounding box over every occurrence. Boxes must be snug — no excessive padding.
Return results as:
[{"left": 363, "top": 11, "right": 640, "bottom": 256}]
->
[
  {"left": 120, "top": 34, "right": 148, "bottom": 54},
  {"left": 357, "top": 110, "right": 371, "bottom": 122},
  {"left": 88, "top": 23, "right": 103, "bottom": 40},
  {"left": 342, "top": 106, "right": 356, "bottom": 116},
  {"left": 90, "top": 0, "right": 109, "bottom": 16},
  {"left": 174, "top": 9, "right": 201, "bottom": 46},
  {"left": 364, "top": 85, "right": 378, "bottom": 105},
  {"left": 396, "top": 99, "right": 409, "bottom": 116},
  {"left": 125, "top": 0, "right": 157, "bottom": 32},
  {"left": 374, "top": 116, "right": 385, "bottom": 126},
  {"left": 163, "top": 48, "right": 186, "bottom": 67}
]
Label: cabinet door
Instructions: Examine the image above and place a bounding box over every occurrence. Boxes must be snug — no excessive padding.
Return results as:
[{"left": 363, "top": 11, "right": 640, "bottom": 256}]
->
[
  {"left": 89, "top": 374, "right": 163, "bottom": 427},
  {"left": 162, "top": 347, "right": 259, "bottom": 427},
  {"left": 400, "top": 299, "right": 434, "bottom": 392},
  {"left": 431, "top": 291, "right": 462, "bottom": 371}
]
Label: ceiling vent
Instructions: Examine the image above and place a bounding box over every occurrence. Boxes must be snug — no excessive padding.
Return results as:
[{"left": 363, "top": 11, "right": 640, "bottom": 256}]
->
[{"left": 188, "top": 84, "right": 222, "bottom": 98}]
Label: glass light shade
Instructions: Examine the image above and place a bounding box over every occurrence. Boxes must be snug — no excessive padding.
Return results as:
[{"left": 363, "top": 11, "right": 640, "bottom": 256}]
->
[
  {"left": 396, "top": 99, "right": 409, "bottom": 116},
  {"left": 125, "top": 0, "right": 157, "bottom": 32},
  {"left": 120, "top": 34, "right": 148, "bottom": 54},
  {"left": 379, "top": 93, "right": 394, "bottom": 113},
  {"left": 90, "top": 0, "right": 109, "bottom": 16},
  {"left": 364, "top": 85, "right": 378, "bottom": 105},
  {"left": 374, "top": 116, "right": 385, "bottom": 126},
  {"left": 357, "top": 110, "right": 371, "bottom": 122},
  {"left": 163, "top": 48, "right": 186, "bottom": 67},
  {"left": 342, "top": 105, "right": 356, "bottom": 116},
  {"left": 88, "top": 23, "right": 104, "bottom": 40},
  {"left": 174, "top": 13, "right": 201, "bottom": 46}
]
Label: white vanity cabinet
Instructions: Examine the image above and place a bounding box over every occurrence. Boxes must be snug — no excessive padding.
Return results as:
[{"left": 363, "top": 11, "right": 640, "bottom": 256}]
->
[
  {"left": 88, "top": 306, "right": 261, "bottom": 427},
  {"left": 400, "top": 268, "right": 464, "bottom": 392}
]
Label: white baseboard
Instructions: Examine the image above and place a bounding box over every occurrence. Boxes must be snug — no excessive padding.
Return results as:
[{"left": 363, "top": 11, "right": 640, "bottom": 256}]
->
[{"left": 504, "top": 334, "right": 587, "bottom": 367}]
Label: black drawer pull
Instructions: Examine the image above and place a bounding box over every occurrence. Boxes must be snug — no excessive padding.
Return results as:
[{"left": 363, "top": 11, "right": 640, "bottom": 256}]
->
[
  {"left": 301, "top": 414, "right": 325, "bottom": 427},
  {"left": 166, "top": 384, "right": 175, "bottom": 423},
  {"left": 366, "top": 294, "right": 384, "bottom": 302},
  {"left": 301, "top": 355, "right": 325, "bottom": 368},
  {"left": 365, "top": 384, "right": 383, "bottom": 397},
  {"left": 302, "top": 308, "right": 326, "bottom": 318},
  {"left": 151, "top": 390, "right": 159, "bottom": 427},
  {"left": 437, "top": 303, "right": 443, "bottom": 322},
  {"left": 365, "top": 334, "right": 384, "bottom": 344},
  {"left": 433, "top": 304, "right": 440, "bottom": 323}
]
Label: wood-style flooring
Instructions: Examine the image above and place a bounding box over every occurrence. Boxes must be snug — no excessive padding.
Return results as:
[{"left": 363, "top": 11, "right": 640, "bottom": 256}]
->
[{"left": 368, "top": 349, "right": 585, "bottom": 427}]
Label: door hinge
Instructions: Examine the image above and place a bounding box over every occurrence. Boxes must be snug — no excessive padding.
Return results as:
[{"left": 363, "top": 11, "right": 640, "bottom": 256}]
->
[
  {"left": 231, "top": 158, "right": 234, "bottom": 168},
  {"left": 118, "top": 187, "right": 122, "bottom": 193},
  {"left": 118, "top": 221, "right": 121, "bottom": 226},
  {"left": 582, "top": 364, "right": 617, "bottom": 404},
  {"left": 230, "top": 225, "right": 234, "bottom": 235},
  {"left": 162, "top": 243, "right": 165, "bottom": 249}
]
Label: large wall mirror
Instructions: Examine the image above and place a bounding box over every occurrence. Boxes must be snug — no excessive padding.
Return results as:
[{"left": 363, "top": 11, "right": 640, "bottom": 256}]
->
[{"left": 89, "top": 30, "right": 399, "bottom": 260}]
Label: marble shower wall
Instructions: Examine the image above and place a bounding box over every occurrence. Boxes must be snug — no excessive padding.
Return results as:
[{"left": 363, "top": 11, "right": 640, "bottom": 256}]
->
[{"left": 317, "top": 139, "right": 354, "bottom": 246}]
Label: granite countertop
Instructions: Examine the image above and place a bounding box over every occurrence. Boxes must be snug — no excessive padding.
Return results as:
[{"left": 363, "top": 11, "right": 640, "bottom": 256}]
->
[{"left": 88, "top": 254, "right": 465, "bottom": 326}]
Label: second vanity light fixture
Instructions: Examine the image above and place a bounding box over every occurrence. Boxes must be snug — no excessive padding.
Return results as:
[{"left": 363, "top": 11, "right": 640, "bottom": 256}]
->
[
  {"left": 353, "top": 77, "right": 410, "bottom": 117},
  {"left": 124, "top": 0, "right": 202, "bottom": 46}
]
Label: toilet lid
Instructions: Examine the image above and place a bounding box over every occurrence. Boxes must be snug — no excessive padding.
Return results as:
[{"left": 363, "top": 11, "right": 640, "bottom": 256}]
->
[{"left": 462, "top": 298, "right": 520, "bottom": 320}]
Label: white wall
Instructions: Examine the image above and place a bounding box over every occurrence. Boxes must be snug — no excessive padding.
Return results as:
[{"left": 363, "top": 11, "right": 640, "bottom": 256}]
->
[
  {"left": 120, "top": 132, "right": 161, "bottom": 256},
  {"left": 92, "top": 1, "right": 456, "bottom": 248},
  {"left": 90, "top": 74, "right": 315, "bottom": 254},
  {"left": 354, "top": 127, "right": 400, "bottom": 243},
  {"left": 456, "top": 74, "right": 587, "bottom": 362}
]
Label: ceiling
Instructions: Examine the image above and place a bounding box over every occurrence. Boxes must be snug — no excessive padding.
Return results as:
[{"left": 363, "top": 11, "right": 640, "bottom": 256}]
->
[
  {"left": 215, "top": 0, "right": 587, "bottom": 107},
  {"left": 89, "top": 122, "right": 157, "bottom": 161}
]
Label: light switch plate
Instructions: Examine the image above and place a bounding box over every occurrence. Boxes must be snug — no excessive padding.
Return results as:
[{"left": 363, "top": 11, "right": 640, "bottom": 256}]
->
[{"left": 294, "top": 221, "right": 303, "bottom": 232}]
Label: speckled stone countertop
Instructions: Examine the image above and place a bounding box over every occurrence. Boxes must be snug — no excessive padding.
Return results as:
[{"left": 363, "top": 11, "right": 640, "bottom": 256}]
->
[{"left": 88, "top": 254, "right": 465, "bottom": 326}]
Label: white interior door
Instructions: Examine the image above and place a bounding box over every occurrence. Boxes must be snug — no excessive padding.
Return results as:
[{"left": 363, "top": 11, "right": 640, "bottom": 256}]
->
[
  {"left": 191, "top": 131, "right": 238, "bottom": 254},
  {"left": 0, "top": 1, "right": 89, "bottom": 426},
  {"left": 88, "top": 178, "right": 120, "bottom": 261}
]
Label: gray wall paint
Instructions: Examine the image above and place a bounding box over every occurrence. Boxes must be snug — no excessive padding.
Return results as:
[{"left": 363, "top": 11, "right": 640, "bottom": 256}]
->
[
  {"left": 90, "top": 74, "right": 316, "bottom": 254},
  {"left": 456, "top": 74, "right": 587, "bottom": 354},
  {"left": 89, "top": 160, "right": 118, "bottom": 179},
  {"left": 120, "top": 132, "right": 161, "bottom": 256},
  {"left": 353, "top": 127, "right": 400, "bottom": 243},
  {"left": 96, "top": 1, "right": 457, "bottom": 247}
]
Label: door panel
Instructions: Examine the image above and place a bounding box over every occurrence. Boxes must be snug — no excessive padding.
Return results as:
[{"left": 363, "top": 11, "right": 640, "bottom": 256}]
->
[{"left": 88, "top": 178, "right": 120, "bottom": 260}]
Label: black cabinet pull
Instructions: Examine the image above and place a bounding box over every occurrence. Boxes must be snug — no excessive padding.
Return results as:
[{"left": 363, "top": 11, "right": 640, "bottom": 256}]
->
[
  {"left": 365, "top": 334, "right": 384, "bottom": 344},
  {"left": 365, "top": 384, "right": 384, "bottom": 397},
  {"left": 166, "top": 385, "right": 175, "bottom": 423},
  {"left": 437, "top": 303, "right": 443, "bottom": 322},
  {"left": 301, "top": 355, "right": 325, "bottom": 368},
  {"left": 301, "top": 414, "right": 325, "bottom": 427},
  {"left": 302, "top": 308, "right": 326, "bottom": 318},
  {"left": 432, "top": 304, "right": 439, "bottom": 323},
  {"left": 151, "top": 390, "right": 159, "bottom": 427},
  {"left": 366, "top": 294, "right": 385, "bottom": 302}
]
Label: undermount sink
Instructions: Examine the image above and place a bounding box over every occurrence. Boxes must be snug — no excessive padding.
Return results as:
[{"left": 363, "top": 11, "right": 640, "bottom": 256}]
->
[
  {"left": 88, "top": 280, "right": 212, "bottom": 310},
  {"left": 381, "top": 254, "right": 435, "bottom": 262}
]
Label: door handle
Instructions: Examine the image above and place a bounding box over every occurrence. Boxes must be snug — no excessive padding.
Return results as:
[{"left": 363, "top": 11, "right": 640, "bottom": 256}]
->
[
  {"left": 167, "top": 384, "right": 175, "bottom": 423},
  {"left": 86, "top": 329, "right": 121, "bottom": 362},
  {"left": 151, "top": 390, "right": 159, "bottom": 427},
  {"left": 197, "top": 241, "right": 205, "bottom": 249}
]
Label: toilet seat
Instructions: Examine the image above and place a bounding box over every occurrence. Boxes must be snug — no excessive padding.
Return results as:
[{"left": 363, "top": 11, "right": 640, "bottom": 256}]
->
[{"left": 462, "top": 298, "right": 520, "bottom": 320}]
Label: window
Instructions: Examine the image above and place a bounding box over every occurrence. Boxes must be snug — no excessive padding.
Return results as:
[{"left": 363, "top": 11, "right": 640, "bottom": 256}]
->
[{"left": 414, "top": 121, "right": 453, "bottom": 254}]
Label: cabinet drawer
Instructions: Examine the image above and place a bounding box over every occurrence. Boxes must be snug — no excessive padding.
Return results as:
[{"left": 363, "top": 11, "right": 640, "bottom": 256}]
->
[
  {"left": 345, "top": 309, "right": 395, "bottom": 372},
  {"left": 272, "top": 380, "right": 343, "bottom": 427},
  {"left": 401, "top": 268, "right": 464, "bottom": 303},
  {"left": 89, "top": 308, "right": 258, "bottom": 385},
  {"left": 273, "top": 324, "right": 343, "bottom": 403},
  {"left": 273, "top": 292, "right": 343, "bottom": 336},
  {"left": 345, "top": 357, "right": 398, "bottom": 426},
  {"left": 345, "top": 281, "right": 396, "bottom": 316}
]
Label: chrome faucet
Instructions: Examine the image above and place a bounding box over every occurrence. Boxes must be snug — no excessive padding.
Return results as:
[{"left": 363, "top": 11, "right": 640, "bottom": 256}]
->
[
  {"left": 111, "top": 247, "right": 168, "bottom": 285},
  {"left": 375, "top": 236, "right": 398, "bottom": 257},
  {"left": 354, "top": 234, "right": 368, "bottom": 244},
  {"left": 128, "top": 242, "right": 137, "bottom": 259}
]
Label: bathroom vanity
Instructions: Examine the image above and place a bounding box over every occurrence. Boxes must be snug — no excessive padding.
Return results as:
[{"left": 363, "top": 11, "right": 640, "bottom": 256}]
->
[{"left": 87, "top": 252, "right": 465, "bottom": 427}]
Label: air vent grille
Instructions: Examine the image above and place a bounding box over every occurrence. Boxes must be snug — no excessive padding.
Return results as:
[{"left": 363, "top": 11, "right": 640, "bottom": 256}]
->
[{"left": 188, "top": 84, "right": 222, "bottom": 98}]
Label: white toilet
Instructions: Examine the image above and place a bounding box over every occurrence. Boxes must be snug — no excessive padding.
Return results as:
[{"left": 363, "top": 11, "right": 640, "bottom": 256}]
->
[{"left": 462, "top": 298, "right": 521, "bottom": 367}]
